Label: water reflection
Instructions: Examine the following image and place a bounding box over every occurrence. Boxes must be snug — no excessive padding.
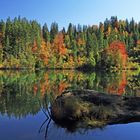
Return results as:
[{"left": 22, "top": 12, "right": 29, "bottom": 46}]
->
[
  {"left": 0, "top": 70, "right": 139, "bottom": 140},
  {"left": 0, "top": 70, "right": 140, "bottom": 117}
]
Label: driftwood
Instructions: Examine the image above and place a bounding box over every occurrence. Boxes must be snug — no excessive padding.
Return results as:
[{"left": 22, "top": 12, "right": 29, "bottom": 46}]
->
[{"left": 51, "top": 90, "right": 140, "bottom": 131}]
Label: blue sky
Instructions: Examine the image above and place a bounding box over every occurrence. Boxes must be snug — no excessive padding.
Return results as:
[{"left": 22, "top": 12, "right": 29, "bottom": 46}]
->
[{"left": 0, "top": 0, "right": 140, "bottom": 28}]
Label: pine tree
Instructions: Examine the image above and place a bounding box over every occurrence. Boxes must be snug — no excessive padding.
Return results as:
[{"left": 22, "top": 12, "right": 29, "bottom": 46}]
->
[
  {"left": 42, "top": 23, "right": 50, "bottom": 42},
  {"left": 50, "top": 22, "right": 58, "bottom": 43}
]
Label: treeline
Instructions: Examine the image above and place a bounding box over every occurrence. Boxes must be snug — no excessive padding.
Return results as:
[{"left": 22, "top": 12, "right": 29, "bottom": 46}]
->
[{"left": 0, "top": 16, "right": 139, "bottom": 69}]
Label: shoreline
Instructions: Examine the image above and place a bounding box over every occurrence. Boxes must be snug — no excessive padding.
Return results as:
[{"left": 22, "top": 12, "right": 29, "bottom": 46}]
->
[{"left": 0, "top": 66, "right": 139, "bottom": 71}]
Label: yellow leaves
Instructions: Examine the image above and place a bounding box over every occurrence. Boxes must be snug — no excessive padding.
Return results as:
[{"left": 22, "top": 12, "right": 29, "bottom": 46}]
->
[
  {"left": 108, "top": 26, "right": 111, "bottom": 35},
  {"left": 0, "top": 63, "right": 3, "bottom": 68},
  {"left": 114, "top": 27, "right": 118, "bottom": 33},
  {"left": 38, "top": 40, "right": 51, "bottom": 65},
  {"left": 123, "top": 31, "right": 128, "bottom": 37},
  {"left": 36, "top": 35, "right": 68, "bottom": 67},
  {"left": 105, "top": 26, "right": 111, "bottom": 36},
  {"left": 100, "top": 24, "right": 104, "bottom": 32},
  {"left": 77, "top": 38, "right": 85, "bottom": 46},
  {"left": 77, "top": 56, "right": 86, "bottom": 66},
  {"left": 68, "top": 56, "right": 75, "bottom": 67}
]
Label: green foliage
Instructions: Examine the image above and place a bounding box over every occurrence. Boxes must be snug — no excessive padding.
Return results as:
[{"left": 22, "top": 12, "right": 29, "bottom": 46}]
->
[
  {"left": 42, "top": 23, "right": 50, "bottom": 42},
  {"left": 0, "top": 17, "right": 41, "bottom": 68},
  {"left": 50, "top": 22, "right": 58, "bottom": 43},
  {"left": 0, "top": 16, "right": 140, "bottom": 69}
]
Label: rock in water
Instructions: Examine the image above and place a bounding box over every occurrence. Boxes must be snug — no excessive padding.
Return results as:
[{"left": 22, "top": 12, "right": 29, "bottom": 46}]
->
[{"left": 51, "top": 90, "right": 140, "bottom": 131}]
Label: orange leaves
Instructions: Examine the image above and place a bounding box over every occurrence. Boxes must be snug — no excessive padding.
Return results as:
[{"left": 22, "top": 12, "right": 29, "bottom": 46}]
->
[
  {"left": 32, "top": 72, "right": 70, "bottom": 98},
  {"left": 32, "top": 40, "right": 38, "bottom": 52},
  {"left": 59, "top": 45, "right": 67, "bottom": 56},
  {"left": 38, "top": 40, "right": 51, "bottom": 65},
  {"left": 40, "top": 55, "right": 48, "bottom": 65},
  {"left": 109, "top": 41, "right": 127, "bottom": 56},
  {"left": 106, "top": 41, "right": 128, "bottom": 68},
  {"left": 53, "top": 33, "right": 67, "bottom": 56},
  {"left": 137, "top": 40, "right": 140, "bottom": 45},
  {"left": 58, "top": 81, "right": 69, "bottom": 95},
  {"left": 106, "top": 72, "right": 127, "bottom": 95}
]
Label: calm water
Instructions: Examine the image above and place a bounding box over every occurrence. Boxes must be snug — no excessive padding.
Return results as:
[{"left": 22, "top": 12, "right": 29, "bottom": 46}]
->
[{"left": 0, "top": 70, "right": 140, "bottom": 140}]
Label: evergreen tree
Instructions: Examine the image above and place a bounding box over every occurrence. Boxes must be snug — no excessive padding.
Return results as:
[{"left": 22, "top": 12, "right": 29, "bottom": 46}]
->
[
  {"left": 50, "top": 22, "right": 58, "bottom": 43},
  {"left": 42, "top": 23, "right": 50, "bottom": 42}
]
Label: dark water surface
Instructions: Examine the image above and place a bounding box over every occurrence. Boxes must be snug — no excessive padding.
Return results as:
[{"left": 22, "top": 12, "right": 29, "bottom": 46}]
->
[{"left": 0, "top": 70, "right": 140, "bottom": 140}]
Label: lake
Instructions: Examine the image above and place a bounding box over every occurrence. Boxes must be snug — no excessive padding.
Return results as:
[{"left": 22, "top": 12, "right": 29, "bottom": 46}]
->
[{"left": 0, "top": 70, "right": 140, "bottom": 140}]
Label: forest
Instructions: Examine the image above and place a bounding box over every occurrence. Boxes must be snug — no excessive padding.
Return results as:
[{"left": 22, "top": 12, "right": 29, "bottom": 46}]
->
[{"left": 0, "top": 16, "right": 140, "bottom": 70}]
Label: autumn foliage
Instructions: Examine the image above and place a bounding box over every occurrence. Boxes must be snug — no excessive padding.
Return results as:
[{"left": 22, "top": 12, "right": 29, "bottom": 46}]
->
[
  {"left": 53, "top": 33, "right": 67, "bottom": 56},
  {"left": 0, "top": 16, "right": 139, "bottom": 69},
  {"left": 104, "top": 41, "right": 128, "bottom": 68},
  {"left": 109, "top": 41, "right": 128, "bottom": 66},
  {"left": 106, "top": 71, "right": 127, "bottom": 95}
]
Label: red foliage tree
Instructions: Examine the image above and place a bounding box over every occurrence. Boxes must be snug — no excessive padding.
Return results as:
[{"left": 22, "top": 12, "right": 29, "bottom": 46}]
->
[
  {"left": 106, "top": 41, "right": 128, "bottom": 68},
  {"left": 106, "top": 71, "right": 127, "bottom": 95}
]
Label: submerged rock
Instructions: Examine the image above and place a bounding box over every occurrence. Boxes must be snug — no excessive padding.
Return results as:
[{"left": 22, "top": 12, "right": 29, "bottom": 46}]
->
[{"left": 51, "top": 90, "right": 140, "bottom": 131}]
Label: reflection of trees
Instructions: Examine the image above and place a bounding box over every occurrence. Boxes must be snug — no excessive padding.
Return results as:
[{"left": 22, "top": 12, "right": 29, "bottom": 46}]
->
[
  {"left": 38, "top": 99, "right": 52, "bottom": 140},
  {"left": 0, "top": 70, "right": 139, "bottom": 118},
  {"left": 0, "top": 72, "right": 41, "bottom": 118},
  {"left": 105, "top": 71, "right": 127, "bottom": 95},
  {"left": 94, "top": 71, "right": 140, "bottom": 96},
  {"left": 127, "top": 72, "right": 140, "bottom": 95},
  {"left": 32, "top": 71, "right": 96, "bottom": 98}
]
